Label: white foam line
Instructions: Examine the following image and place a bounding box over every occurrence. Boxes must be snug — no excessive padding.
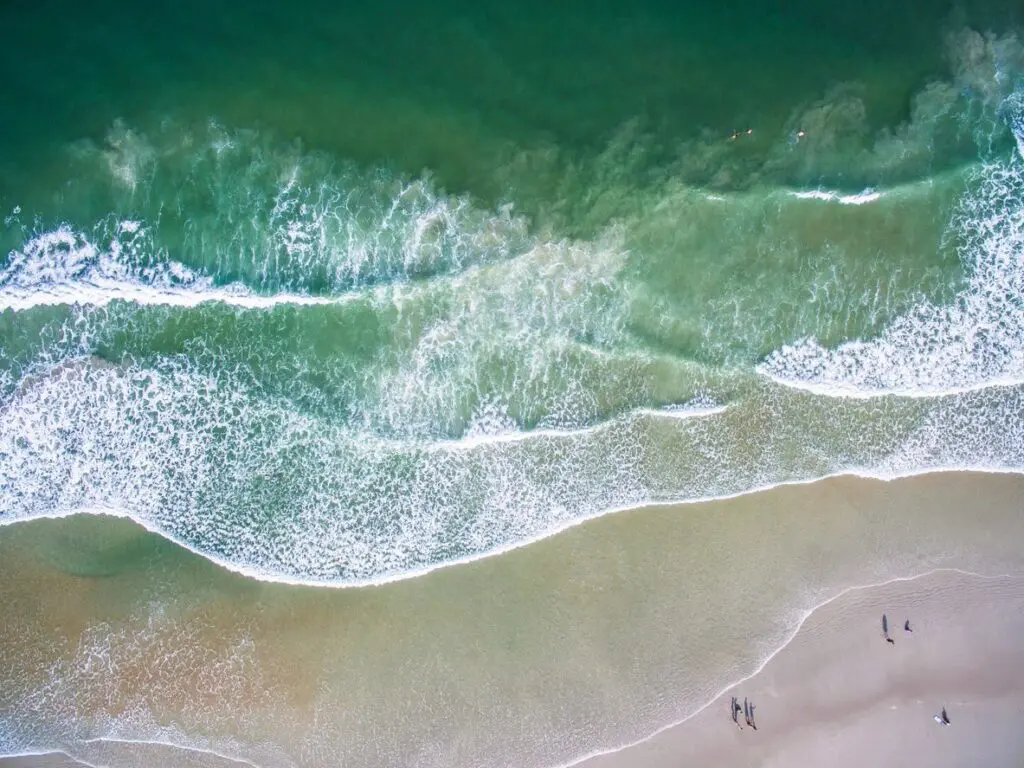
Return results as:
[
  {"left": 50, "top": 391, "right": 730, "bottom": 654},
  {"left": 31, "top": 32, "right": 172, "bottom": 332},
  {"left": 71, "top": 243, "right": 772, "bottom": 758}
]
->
[
  {"left": 0, "top": 230, "right": 565, "bottom": 314},
  {"left": 0, "top": 750, "right": 103, "bottom": 768},
  {"left": 79, "top": 737, "right": 260, "bottom": 768},
  {"left": 423, "top": 423, "right": 606, "bottom": 452},
  {"left": 759, "top": 367, "right": 1024, "bottom": 400},
  {"left": 551, "top": 566, "right": 1021, "bottom": 768},
  {"left": 638, "top": 405, "right": 728, "bottom": 420},
  {"left": 411, "top": 404, "right": 729, "bottom": 453},
  {"left": 3, "top": 466, "right": 1021, "bottom": 591},
  {"left": 0, "top": 282, "right": 341, "bottom": 312},
  {"left": 789, "top": 188, "right": 883, "bottom": 205}
]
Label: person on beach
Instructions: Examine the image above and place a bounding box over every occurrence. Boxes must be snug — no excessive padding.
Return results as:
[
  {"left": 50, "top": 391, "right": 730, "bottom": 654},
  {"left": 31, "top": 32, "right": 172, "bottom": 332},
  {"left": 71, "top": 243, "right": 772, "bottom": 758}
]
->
[
  {"left": 731, "top": 696, "right": 739, "bottom": 725},
  {"left": 749, "top": 701, "right": 757, "bottom": 730},
  {"left": 941, "top": 706, "right": 950, "bottom": 724},
  {"left": 904, "top": 618, "right": 912, "bottom": 632},
  {"left": 744, "top": 698, "right": 751, "bottom": 726},
  {"left": 882, "top": 613, "right": 894, "bottom": 643}
]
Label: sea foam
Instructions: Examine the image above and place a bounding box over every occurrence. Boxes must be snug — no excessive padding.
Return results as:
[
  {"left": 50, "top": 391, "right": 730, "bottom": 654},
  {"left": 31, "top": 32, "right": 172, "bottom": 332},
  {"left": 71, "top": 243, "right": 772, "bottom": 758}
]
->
[{"left": 760, "top": 93, "right": 1024, "bottom": 398}]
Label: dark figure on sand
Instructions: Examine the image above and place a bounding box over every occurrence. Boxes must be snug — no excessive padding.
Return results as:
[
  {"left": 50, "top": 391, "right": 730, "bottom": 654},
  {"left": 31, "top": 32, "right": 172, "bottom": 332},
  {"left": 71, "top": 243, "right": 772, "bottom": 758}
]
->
[
  {"left": 904, "top": 619, "right": 912, "bottom": 632},
  {"left": 749, "top": 701, "right": 757, "bottom": 730},
  {"left": 941, "top": 706, "right": 950, "bottom": 724},
  {"left": 731, "top": 696, "right": 739, "bottom": 725},
  {"left": 882, "top": 613, "right": 894, "bottom": 644},
  {"left": 744, "top": 698, "right": 751, "bottom": 726}
]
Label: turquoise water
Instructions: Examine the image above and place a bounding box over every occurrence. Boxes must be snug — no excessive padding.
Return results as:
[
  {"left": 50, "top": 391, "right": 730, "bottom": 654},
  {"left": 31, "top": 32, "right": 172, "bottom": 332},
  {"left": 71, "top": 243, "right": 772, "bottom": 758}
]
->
[{"left": 2, "top": 5, "right": 1024, "bottom": 585}]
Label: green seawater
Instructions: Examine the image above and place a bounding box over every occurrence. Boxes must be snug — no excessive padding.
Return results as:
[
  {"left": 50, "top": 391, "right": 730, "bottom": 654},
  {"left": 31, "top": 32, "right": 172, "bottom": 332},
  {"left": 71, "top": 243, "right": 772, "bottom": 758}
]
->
[{"left": 1, "top": 2, "right": 1024, "bottom": 579}]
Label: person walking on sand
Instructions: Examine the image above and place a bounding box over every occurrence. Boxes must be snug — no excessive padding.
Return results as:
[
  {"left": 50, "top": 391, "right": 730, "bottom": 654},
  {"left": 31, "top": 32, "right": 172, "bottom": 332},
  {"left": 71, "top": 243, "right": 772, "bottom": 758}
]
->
[
  {"left": 744, "top": 698, "right": 751, "bottom": 726},
  {"left": 731, "top": 696, "right": 739, "bottom": 725},
  {"left": 749, "top": 701, "right": 757, "bottom": 730},
  {"left": 941, "top": 706, "right": 950, "bottom": 724},
  {"left": 904, "top": 618, "right": 912, "bottom": 632},
  {"left": 882, "top": 613, "right": 894, "bottom": 644}
]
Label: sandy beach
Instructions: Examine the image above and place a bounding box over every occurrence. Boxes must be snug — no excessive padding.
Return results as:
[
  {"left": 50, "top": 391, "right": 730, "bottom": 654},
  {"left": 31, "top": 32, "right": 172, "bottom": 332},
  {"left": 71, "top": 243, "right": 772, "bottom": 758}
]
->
[
  {"left": 580, "top": 569, "right": 1024, "bottom": 768},
  {"left": 2, "top": 470, "right": 1024, "bottom": 767}
]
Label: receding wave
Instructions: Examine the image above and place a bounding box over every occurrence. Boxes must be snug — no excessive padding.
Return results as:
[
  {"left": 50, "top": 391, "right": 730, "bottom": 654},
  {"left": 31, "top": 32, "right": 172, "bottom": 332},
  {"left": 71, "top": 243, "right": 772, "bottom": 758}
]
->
[
  {"left": 760, "top": 42, "right": 1024, "bottom": 398},
  {"left": 760, "top": 135, "right": 1024, "bottom": 397}
]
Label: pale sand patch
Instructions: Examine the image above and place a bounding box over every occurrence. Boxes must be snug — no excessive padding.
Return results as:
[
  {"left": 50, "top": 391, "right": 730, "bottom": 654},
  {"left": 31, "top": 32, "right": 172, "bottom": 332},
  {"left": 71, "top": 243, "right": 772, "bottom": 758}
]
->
[
  {"left": 580, "top": 570, "right": 1024, "bottom": 768},
  {"left": 0, "top": 742, "right": 255, "bottom": 768},
  {"left": 0, "top": 754, "right": 94, "bottom": 768}
]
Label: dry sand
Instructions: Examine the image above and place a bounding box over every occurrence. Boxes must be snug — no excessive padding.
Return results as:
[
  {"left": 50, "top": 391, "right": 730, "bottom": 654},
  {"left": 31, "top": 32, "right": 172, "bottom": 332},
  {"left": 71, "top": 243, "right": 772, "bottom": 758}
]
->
[{"left": 581, "top": 569, "right": 1024, "bottom": 768}]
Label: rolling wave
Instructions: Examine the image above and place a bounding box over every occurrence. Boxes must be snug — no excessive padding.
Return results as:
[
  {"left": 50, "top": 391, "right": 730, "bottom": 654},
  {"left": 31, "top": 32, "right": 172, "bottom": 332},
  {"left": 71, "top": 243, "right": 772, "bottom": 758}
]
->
[
  {"left": 1, "top": 35, "right": 1023, "bottom": 585},
  {"left": 4, "top": 347, "right": 1024, "bottom": 585},
  {"left": 761, "top": 129, "right": 1024, "bottom": 397},
  {"left": 0, "top": 225, "right": 339, "bottom": 311}
]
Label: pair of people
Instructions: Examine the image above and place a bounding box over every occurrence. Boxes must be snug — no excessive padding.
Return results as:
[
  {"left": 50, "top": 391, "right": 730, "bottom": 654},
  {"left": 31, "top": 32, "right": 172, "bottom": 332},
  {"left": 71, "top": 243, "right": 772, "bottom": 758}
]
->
[
  {"left": 730, "top": 696, "right": 756, "bottom": 729},
  {"left": 882, "top": 613, "right": 912, "bottom": 643}
]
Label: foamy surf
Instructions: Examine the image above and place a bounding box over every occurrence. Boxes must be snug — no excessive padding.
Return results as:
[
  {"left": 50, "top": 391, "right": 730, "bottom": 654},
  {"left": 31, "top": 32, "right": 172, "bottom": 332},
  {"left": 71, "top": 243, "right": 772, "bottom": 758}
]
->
[
  {"left": 761, "top": 121, "right": 1024, "bottom": 398},
  {"left": 1, "top": 36, "right": 1024, "bottom": 588},
  {"left": 788, "top": 188, "right": 883, "bottom": 205},
  {"left": 0, "top": 225, "right": 344, "bottom": 311}
]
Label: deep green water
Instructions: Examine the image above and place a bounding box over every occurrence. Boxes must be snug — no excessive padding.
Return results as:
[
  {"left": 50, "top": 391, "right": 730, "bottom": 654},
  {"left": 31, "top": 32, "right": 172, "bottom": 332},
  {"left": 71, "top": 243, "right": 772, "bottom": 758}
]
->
[
  {"left": 2, "top": 1, "right": 1024, "bottom": 584},
  {"left": 0, "top": 0, "right": 1022, "bottom": 565}
]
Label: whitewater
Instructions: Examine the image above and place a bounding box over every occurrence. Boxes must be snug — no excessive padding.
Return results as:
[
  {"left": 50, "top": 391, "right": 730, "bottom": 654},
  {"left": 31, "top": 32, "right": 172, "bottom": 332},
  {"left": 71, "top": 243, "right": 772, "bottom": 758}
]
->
[{"left": 2, "top": 46, "right": 1024, "bottom": 586}]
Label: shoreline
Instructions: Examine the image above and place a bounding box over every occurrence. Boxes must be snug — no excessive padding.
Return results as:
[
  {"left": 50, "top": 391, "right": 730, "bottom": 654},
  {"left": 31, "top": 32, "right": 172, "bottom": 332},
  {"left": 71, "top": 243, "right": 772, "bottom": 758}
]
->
[
  {"left": 6, "top": 569, "right": 1021, "bottom": 768},
  {"left": 575, "top": 569, "right": 1024, "bottom": 768},
  {"left": 2, "top": 466, "right": 1021, "bottom": 591},
  {"left": 3, "top": 471, "right": 1024, "bottom": 767}
]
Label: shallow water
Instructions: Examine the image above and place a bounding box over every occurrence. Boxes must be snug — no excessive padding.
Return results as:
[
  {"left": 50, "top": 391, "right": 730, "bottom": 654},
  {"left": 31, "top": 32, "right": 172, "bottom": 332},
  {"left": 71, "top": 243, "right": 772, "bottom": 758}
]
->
[{"left": 2, "top": 473, "right": 1024, "bottom": 766}]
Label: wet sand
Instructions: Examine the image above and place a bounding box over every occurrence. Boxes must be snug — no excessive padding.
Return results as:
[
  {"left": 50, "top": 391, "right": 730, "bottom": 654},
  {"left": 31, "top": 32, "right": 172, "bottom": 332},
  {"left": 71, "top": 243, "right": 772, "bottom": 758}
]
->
[
  {"left": 580, "top": 569, "right": 1024, "bottom": 768},
  {"left": 2, "top": 471, "right": 1024, "bottom": 767}
]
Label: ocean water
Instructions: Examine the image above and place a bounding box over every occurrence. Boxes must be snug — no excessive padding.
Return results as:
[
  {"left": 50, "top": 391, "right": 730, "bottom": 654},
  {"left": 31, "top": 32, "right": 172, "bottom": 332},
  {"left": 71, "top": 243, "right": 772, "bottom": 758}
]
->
[{"left": 2, "top": 0, "right": 1024, "bottom": 763}]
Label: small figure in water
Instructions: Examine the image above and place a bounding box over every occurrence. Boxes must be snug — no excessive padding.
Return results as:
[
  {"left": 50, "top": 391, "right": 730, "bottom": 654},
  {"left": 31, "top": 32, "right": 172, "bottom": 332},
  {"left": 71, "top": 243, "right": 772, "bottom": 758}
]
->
[
  {"left": 904, "top": 619, "right": 912, "bottom": 632},
  {"left": 941, "top": 706, "right": 950, "bottom": 725}
]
